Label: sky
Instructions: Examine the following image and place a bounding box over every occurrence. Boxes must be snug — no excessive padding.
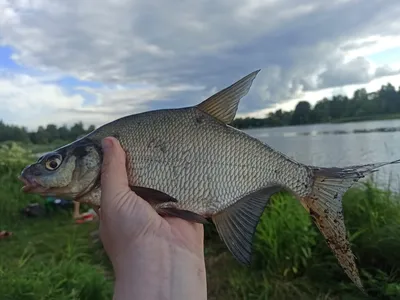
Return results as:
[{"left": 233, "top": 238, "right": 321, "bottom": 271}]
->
[{"left": 1, "top": 0, "right": 400, "bottom": 131}]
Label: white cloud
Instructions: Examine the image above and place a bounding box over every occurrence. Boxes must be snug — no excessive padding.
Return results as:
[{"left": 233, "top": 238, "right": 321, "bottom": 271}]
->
[
  {"left": 0, "top": 70, "right": 207, "bottom": 130},
  {"left": 0, "top": 0, "right": 400, "bottom": 128},
  {"left": 0, "top": 72, "right": 144, "bottom": 129},
  {"left": 0, "top": 72, "right": 84, "bottom": 128},
  {"left": 342, "top": 35, "right": 400, "bottom": 62}
]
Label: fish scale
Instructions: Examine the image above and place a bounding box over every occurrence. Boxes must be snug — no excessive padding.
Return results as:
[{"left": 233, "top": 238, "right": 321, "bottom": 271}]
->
[
  {"left": 90, "top": 106, "right": 308, "bottom": 214},
  {"left": 19, "top": 69, "right": 400, "bottom": 295}
]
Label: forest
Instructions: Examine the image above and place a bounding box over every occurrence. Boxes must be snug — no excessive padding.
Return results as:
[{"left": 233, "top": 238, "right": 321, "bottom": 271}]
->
[{"left": 1, "top": 82, "right": 400, "bottom": 143}]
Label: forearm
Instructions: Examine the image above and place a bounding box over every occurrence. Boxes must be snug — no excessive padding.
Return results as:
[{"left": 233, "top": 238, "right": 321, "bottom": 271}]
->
[{"left": 112, "top": 237, "right": 207, "bottom": 300}]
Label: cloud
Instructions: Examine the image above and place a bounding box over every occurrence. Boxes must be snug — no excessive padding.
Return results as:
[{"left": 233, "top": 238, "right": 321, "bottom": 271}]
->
[
  {"left": 0, "top": 0, "right": 400, "bottom": 129},
  {"left": 0, "top": 69, "right": 207, "bottom": 130},
  {"left": 0, "top": 71, "right": 85, "bottom": 128},
  {"left": 317, "top": 57, "right": 400, "bottom": 88},
  {"left": 0, "top": 70, "right": 195, "bottom": 129},
  {"left": 374, "top": 65, "right": 400, "bottom": 77}
]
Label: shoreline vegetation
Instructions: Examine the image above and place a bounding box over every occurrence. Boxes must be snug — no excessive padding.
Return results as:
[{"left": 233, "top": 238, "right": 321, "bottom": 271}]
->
[
  {"left": 1, "top": 144, "right": 400, "bottom": 299},
  {"left": 0, "top": 83, "right": 400, "bottom": 145},
  {"left": 231, "top": 83, "right": 400, "bottom": 130},
  {"left": 233, "top": 112, "right": 400, "bottom": 131}
]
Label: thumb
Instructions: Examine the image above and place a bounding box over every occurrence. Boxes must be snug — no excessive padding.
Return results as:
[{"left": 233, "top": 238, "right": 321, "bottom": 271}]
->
[{"left": 100, "top": 137, "right": 130, "bottom": 202}]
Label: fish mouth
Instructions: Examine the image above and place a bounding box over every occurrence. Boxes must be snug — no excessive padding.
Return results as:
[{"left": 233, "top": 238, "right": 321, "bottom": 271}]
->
[{"left": 18, "top": 176, "right": 49, "bottom": 194}]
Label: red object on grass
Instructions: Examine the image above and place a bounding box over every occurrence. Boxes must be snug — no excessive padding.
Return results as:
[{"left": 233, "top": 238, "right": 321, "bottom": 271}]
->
[{"left": 75, "top": 212, "right": 95, "bottom": 224}]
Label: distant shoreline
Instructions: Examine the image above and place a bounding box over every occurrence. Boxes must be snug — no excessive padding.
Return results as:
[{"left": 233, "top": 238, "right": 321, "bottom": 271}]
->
[{"left": 232, "top": 113, "right": 400, "bottom": 130}]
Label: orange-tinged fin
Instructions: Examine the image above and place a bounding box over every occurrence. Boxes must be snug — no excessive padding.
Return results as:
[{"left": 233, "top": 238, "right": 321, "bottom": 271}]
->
[
  {"left": 131, "top": 186, "right": 178, "bottom": 204},
  {"left": 158, "top": 207, "right": 209, "bottom": 224},
  {"left": 197, "top": 70, "right": 260, "bottom": 124},
  {"left": 302, "top": 159, "right": 400, "bottom": 294},
  {"left": 212, "top": 185, "right": 282, "bottom": 265}
]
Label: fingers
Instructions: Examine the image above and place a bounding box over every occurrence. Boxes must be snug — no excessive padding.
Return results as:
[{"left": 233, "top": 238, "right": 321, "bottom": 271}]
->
[{"left": 100, "top": 137, "right": 130, "bottom": 203}]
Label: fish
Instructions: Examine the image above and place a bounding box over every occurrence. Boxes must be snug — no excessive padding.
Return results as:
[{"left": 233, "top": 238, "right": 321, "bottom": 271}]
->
[{"left": 19, "top": 69, "right": 400, "bottom": 293}]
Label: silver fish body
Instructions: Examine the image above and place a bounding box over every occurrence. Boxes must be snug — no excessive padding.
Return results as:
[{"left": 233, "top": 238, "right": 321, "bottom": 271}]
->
[
  {"left": 88, "top": 105, "right": 312, "bottom": 214},
  {"left": 19, "top": 70, "right": 400, "bottom": 294}
]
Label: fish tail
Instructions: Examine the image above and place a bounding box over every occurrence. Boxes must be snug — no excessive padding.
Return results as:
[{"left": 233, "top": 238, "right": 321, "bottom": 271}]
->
[{"left": 299, "top": 158, "right": 400, "bottom": 294}]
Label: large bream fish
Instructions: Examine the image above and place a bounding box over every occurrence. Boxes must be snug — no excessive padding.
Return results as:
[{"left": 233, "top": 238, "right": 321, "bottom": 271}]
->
[{"left": 19, "top": 70, "right": 399, "bottom": 292}]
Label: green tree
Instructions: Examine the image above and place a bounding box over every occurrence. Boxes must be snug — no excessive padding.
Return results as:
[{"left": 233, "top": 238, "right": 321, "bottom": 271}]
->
[
  {"left": 0, "top": 121, "right": 97, "bottom": 144},
  {"left": 291, "top": 101, "right": 311, "bottom": 125}
]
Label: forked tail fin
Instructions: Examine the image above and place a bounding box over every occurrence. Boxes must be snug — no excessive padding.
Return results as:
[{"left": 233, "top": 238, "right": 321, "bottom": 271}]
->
[{"left": 299, "top": 159, "right": 400, "bottom": 293}]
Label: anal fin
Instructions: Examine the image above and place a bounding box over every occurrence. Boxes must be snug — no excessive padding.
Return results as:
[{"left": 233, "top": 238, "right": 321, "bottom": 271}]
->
[{"left": 212, "top": 185, "right": 282, "bottom": 265}]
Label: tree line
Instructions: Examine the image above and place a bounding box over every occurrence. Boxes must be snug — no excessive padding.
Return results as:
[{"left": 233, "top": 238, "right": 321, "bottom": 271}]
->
[
  {"left": 0, "top": 121, "right": 95, "bottom": 144},
  {"left": 0, "top": 82, "right": 400, "bottom": 144},
  {"left": 232, "top": 83, "right": 400, "bottom": 129}
]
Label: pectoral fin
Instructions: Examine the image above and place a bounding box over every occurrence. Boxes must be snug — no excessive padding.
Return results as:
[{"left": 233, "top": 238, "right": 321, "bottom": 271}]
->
[
  {"left": 131, "top": 186, "right": 178, "bottom": 204},
  {"left": 158, "top": 207, "right": 209, "bottom": 224},
  {"left": 131, "top": 186, "right": 208, "bottom": 223},
  {"left": 212, "top": 185, "right": 282, "bottom": 265},
  {"left": 197, "top": 70, "right": 260, "bottom": 124}
]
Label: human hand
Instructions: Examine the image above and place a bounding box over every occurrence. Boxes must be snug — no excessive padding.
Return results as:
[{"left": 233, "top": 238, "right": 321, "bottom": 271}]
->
[{"left": 97, "top": 136, "right": 207, "bottom": 300}]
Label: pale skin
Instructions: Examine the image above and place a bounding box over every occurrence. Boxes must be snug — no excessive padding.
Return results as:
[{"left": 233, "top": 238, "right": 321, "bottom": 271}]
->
[
  {"left": 97, "top": 136, "right": 207, "bottom": 300},
  {"left": 73, "top": 201, "right": 81, "bottom": 219}
]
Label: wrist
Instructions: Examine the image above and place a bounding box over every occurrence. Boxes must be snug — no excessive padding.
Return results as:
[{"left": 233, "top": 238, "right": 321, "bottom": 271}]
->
[{"left": 112, "top": 235, "right": 207, "bottom": 300}]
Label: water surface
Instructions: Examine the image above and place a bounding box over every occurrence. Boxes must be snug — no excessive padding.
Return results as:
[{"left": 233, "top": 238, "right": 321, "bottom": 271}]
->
[{"left": 243, "top": 119, "right": 400, "bottom": 192}]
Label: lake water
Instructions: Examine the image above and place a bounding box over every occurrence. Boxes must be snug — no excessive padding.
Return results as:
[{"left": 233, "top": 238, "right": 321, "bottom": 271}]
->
[{"left": 243, "top": 119, "right": 400, "bottom": 193}]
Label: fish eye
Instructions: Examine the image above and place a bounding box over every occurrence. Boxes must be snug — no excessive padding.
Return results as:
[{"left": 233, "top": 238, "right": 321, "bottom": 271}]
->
[{"left": 45, "top": 154, "right": 62, "bottom": 171}]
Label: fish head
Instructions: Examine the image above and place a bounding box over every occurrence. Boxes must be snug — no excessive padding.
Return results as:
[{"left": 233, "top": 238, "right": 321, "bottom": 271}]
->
[{"left": 19, "top": 139, "right": 102, "bottom": 201}]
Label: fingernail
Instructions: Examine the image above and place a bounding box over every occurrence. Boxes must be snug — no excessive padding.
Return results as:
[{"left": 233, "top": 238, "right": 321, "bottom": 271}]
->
[{"left": 101, "top": 137, "right": 113, "bottom": 151}]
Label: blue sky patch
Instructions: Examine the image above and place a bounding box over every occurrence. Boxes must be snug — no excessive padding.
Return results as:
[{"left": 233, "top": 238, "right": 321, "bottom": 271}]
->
[
  {"left": 0, "top": 46, "right": 25, "bottom": 71},
  {"left": 0, "top": 46, "right": 105, "bottom": 106},
  {"left": 54, "top": 76, "right": 103, "bottom": 89},
  {"left": 368, "top": 47, "right": 400, "bottom": 65},
  {"left": 52, "top": 76, "right": 103, "bottom": 105}
]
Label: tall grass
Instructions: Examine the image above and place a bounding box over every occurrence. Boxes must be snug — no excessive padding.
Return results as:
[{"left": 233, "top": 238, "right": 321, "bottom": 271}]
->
[{"left": 1, "top": 143, "right": 400, "bottom": 299}]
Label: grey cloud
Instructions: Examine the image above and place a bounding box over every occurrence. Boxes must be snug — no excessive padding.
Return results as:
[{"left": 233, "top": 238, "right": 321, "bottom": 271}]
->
[
  {"left": 318, "top": 58, "right": 400, "bottom": 89},
  {"left": 317, "top": 57, "right": 372, "bottom": 88},
  {"left": 2, "top": 0, "right": 400, "bottom": 116},
  {"left": 375, "top": 65, "right": 400, "bottom": 77},
  {"left": 340, "top": 40, "right": 379, "bottom": 52}
]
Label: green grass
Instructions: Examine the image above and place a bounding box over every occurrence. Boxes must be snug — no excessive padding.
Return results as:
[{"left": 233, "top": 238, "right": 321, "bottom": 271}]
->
[{"left": 2, "top": 144, "right": 400, "bottom": 299}]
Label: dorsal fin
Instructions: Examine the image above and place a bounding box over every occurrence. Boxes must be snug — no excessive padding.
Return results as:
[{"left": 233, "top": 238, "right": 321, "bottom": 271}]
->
[{"left": 196, "top": 69, "right": 260, "bottom": 124}]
